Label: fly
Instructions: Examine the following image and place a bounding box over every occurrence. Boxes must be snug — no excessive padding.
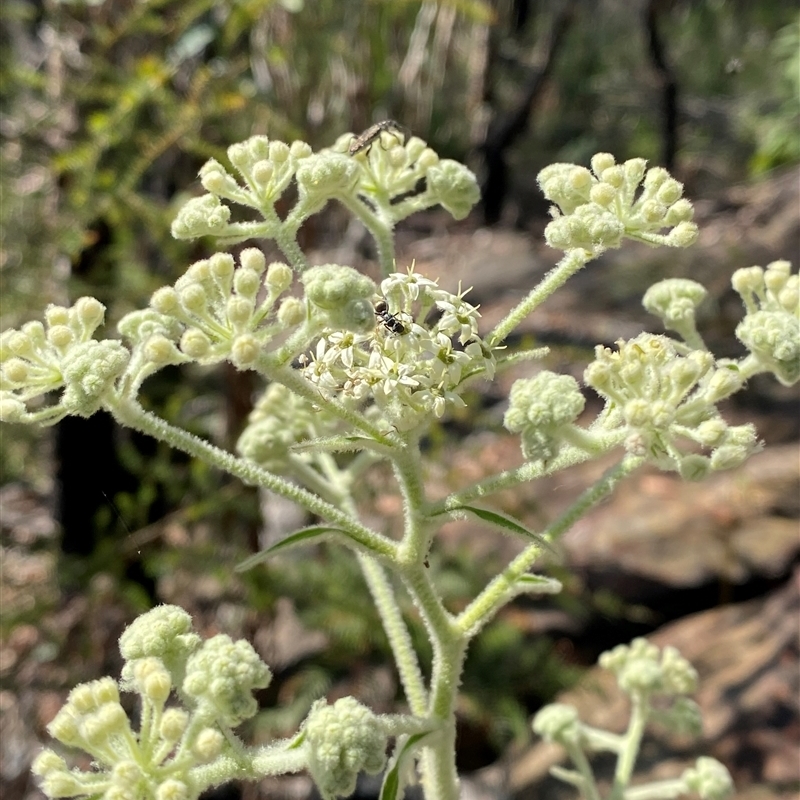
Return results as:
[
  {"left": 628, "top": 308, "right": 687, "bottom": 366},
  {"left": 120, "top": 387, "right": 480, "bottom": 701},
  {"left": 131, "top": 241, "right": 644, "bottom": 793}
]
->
[{"left": 349, "top": 120, "right": 409, "bottom": 156}]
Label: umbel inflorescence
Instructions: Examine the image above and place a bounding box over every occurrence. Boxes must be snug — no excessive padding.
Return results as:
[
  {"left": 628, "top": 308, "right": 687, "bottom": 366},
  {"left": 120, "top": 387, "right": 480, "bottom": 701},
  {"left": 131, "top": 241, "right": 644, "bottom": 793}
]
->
[{"left": 4, "top": 127, "right": 797, "bottom": 800}]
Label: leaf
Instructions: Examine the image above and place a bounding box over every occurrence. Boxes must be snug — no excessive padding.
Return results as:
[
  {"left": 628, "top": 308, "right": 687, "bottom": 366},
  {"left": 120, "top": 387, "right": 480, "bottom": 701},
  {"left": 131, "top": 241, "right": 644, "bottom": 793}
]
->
[
  {"left": 235, "top": 526, "right": 345, "bottom": 572},
  {"left": 440, "top": 504, "right": 555, "bottom": 553},
  {"left": 515, "top": 574, "right": 562, "bottom": 594},
  {"left": 380, "top": 733, "right": 431, "bottom": 800}
]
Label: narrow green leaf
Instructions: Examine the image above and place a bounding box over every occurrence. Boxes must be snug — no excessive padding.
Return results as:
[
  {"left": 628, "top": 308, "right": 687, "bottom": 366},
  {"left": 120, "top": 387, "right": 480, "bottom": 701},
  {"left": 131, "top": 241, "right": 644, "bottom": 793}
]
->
[
  {"left": 441, "top": 504, "right": 554, "bottom": 552},
  {"left": 235, "top": 526, "right": 345, "bottom": 572},
  {"left": 516, "top": 574, "right": 562, "bottom": 594},
  {"left": 380, "top": 732, "right": 430, "bottom": 800}
]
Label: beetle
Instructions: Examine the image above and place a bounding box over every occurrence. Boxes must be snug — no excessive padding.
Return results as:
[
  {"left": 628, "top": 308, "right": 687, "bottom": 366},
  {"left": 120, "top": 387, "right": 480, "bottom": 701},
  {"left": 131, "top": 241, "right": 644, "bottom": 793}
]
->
[{"left": 349, "top": 120, "right": 410, "bottom": 156}]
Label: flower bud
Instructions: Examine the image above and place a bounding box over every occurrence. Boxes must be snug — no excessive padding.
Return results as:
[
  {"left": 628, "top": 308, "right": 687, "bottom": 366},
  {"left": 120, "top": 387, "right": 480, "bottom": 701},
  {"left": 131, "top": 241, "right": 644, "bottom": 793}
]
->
[
  {"left": 227, "top": 296, "right": 254, "bottom": 326},
  {"left": 240, "top": 248, "right": 267, "bottom": 275},
  {"left": 75, "top": 297, "right": 106, "bottom": 331},
  {"left": 251, "top": 160, "right": 274, "bottom": 185},
  {"left": 231, "top": 334, "right": 260, "bottom": 368},
  {"left": 180, "top": 329, "right": 211, "bottom": 359},
  {"left": 266, "top": 261, "right": 293, "bottom": 293},
  {"left": 179, "top": 284, "right": 208, "bottom": 313},
  {"left": 45, "top": 306, "right": 70, "bottom": 327},
  {"left": 591, "top": 152, "right": 615, "bottom": 175},
  {"left": 151, "top": 287, "right": 181, "bottom": 315},
  {"left": 233, "top": 268, "right": 261, "bottom": 299},
  {"left": 48, "top": 325, "right": 74, "bottom": 349}
]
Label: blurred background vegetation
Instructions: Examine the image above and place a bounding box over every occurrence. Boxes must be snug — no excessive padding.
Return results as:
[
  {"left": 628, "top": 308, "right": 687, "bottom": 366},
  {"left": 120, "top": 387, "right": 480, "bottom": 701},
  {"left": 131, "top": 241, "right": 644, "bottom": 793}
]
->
[{"left": 1, "top": 0, "right": 798, "bottom": 782}]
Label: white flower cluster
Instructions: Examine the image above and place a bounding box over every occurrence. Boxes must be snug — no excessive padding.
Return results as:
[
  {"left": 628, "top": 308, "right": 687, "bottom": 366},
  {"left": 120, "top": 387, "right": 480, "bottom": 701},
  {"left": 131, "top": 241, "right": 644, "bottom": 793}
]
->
[
  {"left": 301, "top": 268, "right": 496, "bottom": 432},
  {"left": 732, "top": 260, "right": 799, "bottom": 386},
  {"left": 0, "top": 297, "right": 128, "bottom": 424}
]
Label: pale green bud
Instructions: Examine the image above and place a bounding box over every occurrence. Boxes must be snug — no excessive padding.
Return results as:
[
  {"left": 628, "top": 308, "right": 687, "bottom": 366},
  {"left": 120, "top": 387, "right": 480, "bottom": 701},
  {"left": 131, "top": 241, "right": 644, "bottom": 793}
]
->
[
  {"left": 682, "top": 757, "right": 734, "bottom": 800},
  {"left": 240, "top": 248, "right": 267, "bottom": 275},
  {"left": 666, "top": 220, "right": 699, "bottom": 247},
  {"left": 231, "top": 334, "right": 260, "bottom": 368},
  {"left": 303, "top": 264, "right": 376, "bottom": 332},
  {"left": 623, "top": 157, "right": 647, "bottom": 185},
  {"left": 590, "top": 182, "right": 617, "bottom": 207},
  {"left": 4, "top": 331, "right": 35, "bottom": 358},
  {"left": 387, "top": 144, "right": 408, "bottom": 168},
  {"left": 290, "top": 140, "right": 313, "bottom": 159},
  {"left": 705, "top": 364, "right": 745, "bottom": 402},
  {"left": 186, "top": 260, "right": 212, "bottom": 282},
  {"left": 179, "top": 283, "right": 208, "bottom": 313},
  {"left": 251, "top": 160, "right": 274, "bottom": 185},
  {"left": 644, "top": 166, "right": 670, "bottom": 190},
  {"left": 193, "top": 728, "right": 224, "bottom": 762},
  {"left": 661, "top": 645, "right": 698, "bottom": 694},
  {"left": 156, "top": 780, "right": 190, "bottom": 800},
  {"left": 641, "top": 200, "right": 667, "bottom": 224},
  {"left": 778, "top": 283, "right": 798, "bottom": 313},
  {"left": 209, "top": 252, "right": 235, "bottom": 280},
  {"left": 142, "top": 666, "right": 172, "bottom": 704},
  {"left": 304, "top": 697, "right": 388, "bottom": 800},
  {"left": 664, "top": 198, "right": 694, "bottom": 224},
  {"left": 47, "top": 707, "right": 81, "bottom": 746},
  {"left": 425, "top": 159, "right": 481, "bottom": 220},
  {"left": 656, "top": 178, "right": 683, "bottom": 205},
  {"left": 642, "top": 278, "right": 707, "bottom": 331},
  {"left": 47, "top": 325, "right": 74, "bottom": 349},
  {"left": 532, "top": 703, "right": 582, "bottom": 745},
  {"left": 151, "top": 287, "right": 181, "bottom": 315},
  {"left": 0, "top": 394, "right": 26, "bottom": 422},
  {"left": 278, "top": 297, "right": 305, "bottom": 326},
  {"left": 45, "top": 305, "right": 70, "bottom": 327},
  {"left": 590, "top": 152, "right": 616, "bottom": 175},
  {"left": 31, "top": 749, "right": 67, "bottom": 777},
  {"left": 405, "top": 136, "right": 427, "bottom": 161},
  {"left": 233, "top": 268, "right": 261, "bottom": 300},
  {"left": 40, "top": 771, "right": 85, "bottom": 797},
  {"left": 180, "top": 329, "right": 211, "bottom": 359},
  {"left": 60, "top": 341, "right": 130, "bottom": 416},
  {"left": 199, "top": 159, "right": 238, "bottom": 195},
  {"left": 22, "top": 320, "right": 47, "bottom": 346},
  {"left": 143, "top": 335, "right": 182, "bottom": 365},
  {"left": 731, "top": 266, "right": 764, "bottom": 306},
  {"left": 695, "top": 418, "right": 728, "bottom": 447},
  {"left": 3, "top": 358, "right": 30, "bottom": 384},
  {"left": 159, "top": 708, "right": 188, "bottom": 742},
  {"left": 266, "top": 261, "right": 293, "bottom": 293},
  {"left": 417, "top": 147, "right": 440, "bottom": 169},
  {"left": 226, "top": 296, "right": 254, "bottom": 326},
  {"left": 268, "top": 140, "right": 290, "bottom": 163},
  {"left": 601, "top": 165, "right": 624, "bottom": 188},
  {"left": 74, "top": 296, "right": 106, "bottom": 332}
]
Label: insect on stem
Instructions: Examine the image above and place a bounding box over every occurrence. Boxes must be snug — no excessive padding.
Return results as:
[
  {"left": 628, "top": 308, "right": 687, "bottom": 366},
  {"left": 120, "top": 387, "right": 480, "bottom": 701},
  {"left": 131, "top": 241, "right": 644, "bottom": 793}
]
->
[{"left": 349, "top": 120, "right": 410, "bottom": 156}]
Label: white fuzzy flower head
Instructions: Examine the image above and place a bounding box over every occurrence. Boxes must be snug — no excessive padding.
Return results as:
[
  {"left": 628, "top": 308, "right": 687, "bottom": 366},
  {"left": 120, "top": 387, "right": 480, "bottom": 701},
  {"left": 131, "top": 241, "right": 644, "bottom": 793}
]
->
[
  {"left": 538, "top": 154, "right": 698, "bottom": 254},
  {"left": 303, "top": 697, "right": 388, "bottom": 800},
  {"left": 301, "top": 267, "right": 496, "bottom": 432},
  {"left": 599, "top": 638, "right": 698, "bottom": 697},
  {"left": 732, "top": 260, "right": 800, "bottom": 386},
  {"left": 0, "top": 299, "right": 128, "bottom": 425},
  {"left": 585, "top": 333, "right": 760, "bottom": 476},
  {"left": 137, "top": 249, "right": 299, "bottom": 371}
]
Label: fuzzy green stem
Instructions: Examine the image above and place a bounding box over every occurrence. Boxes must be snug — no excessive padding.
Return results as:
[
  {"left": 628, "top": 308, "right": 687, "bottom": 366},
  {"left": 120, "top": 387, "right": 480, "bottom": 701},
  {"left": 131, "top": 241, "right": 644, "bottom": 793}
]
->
[
  {"left": 456, "top": 455, "right": 643, "bottom": 637},
  {"left": 107, "top": 394, "right": 396, "bottom": 559},
  {"left": 610, "top": 694, "right": 650, "bottom": 800},
  {"left": 489, "top": 249, "right": 592, "bottom": 346},
  {"left": 358, "top": 554, "right": 429, "bottom": 716}
]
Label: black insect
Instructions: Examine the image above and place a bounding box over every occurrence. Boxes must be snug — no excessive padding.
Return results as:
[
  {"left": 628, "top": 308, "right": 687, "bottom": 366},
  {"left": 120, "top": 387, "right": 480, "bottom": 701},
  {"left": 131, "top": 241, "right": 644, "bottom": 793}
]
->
[
  {"left": 349, "top": 120, "right": 409, "bottom": 156},
  {"left": 374, "top": 300, "right": 406, "bottom": 334}
]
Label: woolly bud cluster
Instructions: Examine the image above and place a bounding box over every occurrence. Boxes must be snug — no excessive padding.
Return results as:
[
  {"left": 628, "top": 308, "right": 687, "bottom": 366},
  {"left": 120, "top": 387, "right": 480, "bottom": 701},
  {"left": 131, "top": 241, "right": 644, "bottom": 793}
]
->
[
  {"left": 538, "top": 154, "right": 698, "bottom": 254},
  {"left": 236, "top": 383, "right": 341, "bottom": 471},
  {"left": 585, "top": 333, "right": 760, "bottom": 479},
  {"left": 301, "top": 267, "right": 496, "bottom": 432},
  {"left": 34, "top": 605, "right": 272, "bottom": 800},
  {"left": 128, "top": 249, "right": 298, "bottom": 373},
  {"left": 0, "top": 297, "right": 128, "bottom": 425},
  {"left": 503, "top": 371, "right": 586, "bottom": 462},
  {"left": 731, "top": 260, "right": 799, "bottom": 386},
  {"left": 302, "top": 697, "right": 388, "bottom": 800}
]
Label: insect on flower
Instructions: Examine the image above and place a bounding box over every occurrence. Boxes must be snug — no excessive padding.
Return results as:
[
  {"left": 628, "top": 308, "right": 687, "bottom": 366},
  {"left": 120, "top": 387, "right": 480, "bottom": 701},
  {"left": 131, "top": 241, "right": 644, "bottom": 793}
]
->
[
  {"left": 374, "top": 299, "right": 406, "bottom": 335},
  {"left": 349, "top": 120, "right": 410, "bottom": 156}
]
